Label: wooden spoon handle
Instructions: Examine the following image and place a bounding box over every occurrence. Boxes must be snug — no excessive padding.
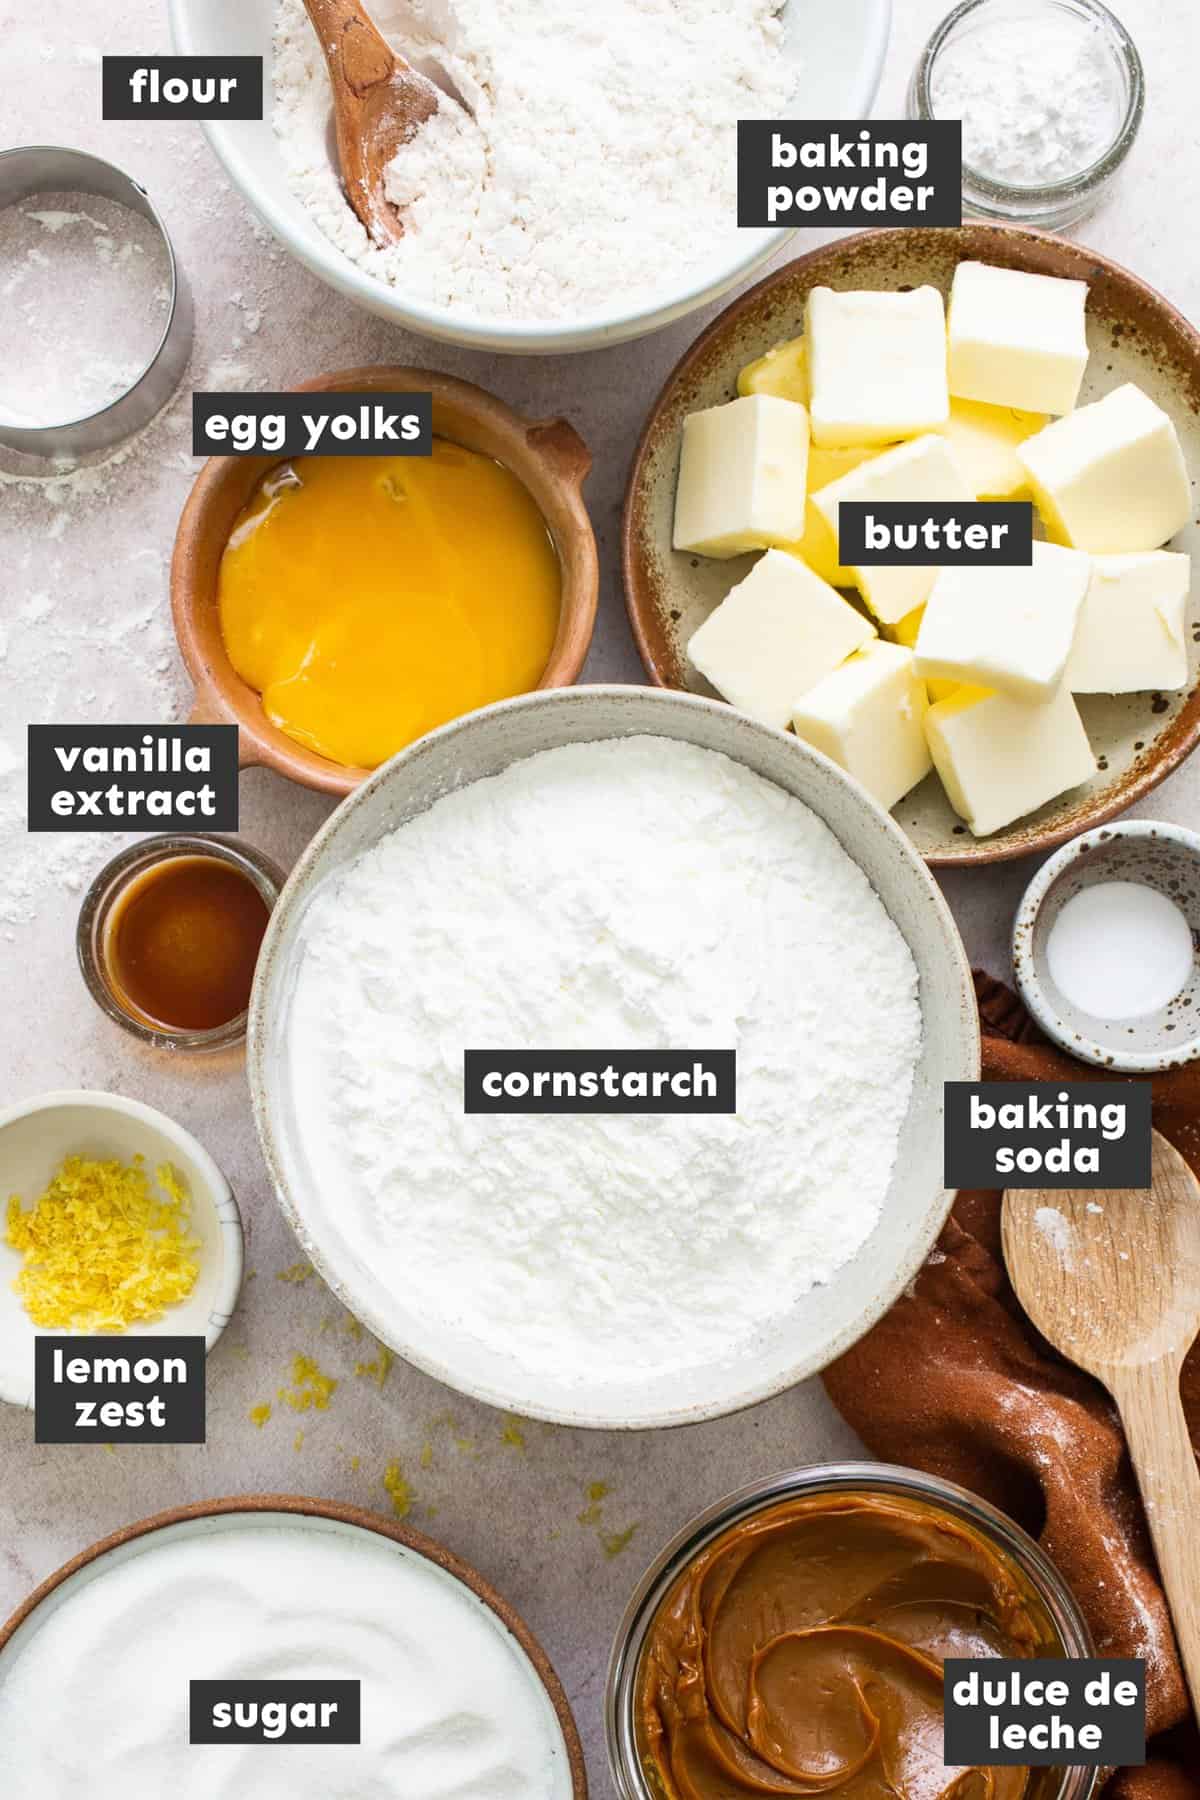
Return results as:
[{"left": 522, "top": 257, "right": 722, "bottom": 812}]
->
[
  {"left": 1110, "top": 1358, "right": 1200, "bottom": 1715},
  {"left": 302, "top": 0, "right": 397, "bottom": 94}
]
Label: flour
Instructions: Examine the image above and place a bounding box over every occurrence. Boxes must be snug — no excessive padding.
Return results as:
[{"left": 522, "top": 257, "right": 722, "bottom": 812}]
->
[
  {"left": 273, "top": 0, "right": 801, "bottom": 322},
  {"left": 931, "top": 11, "right": 1123, "bottom": 188},
  {"left": 286, "top": 737, "right": 922, "bottom": 1388}
]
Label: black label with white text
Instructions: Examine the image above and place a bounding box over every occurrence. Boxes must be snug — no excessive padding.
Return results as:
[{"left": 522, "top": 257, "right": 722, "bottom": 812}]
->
[
  {"left": 27, "top": 725, "right": 238, "bottom": 831},
  {"left": 102, "top": 56, "right": 263, "bottom": 120},
  {"left": 944, "top": 1659, "right": 1146, "bottom": 1767},
  {"left": 190, "top": 1682, "right": 362, "bottom": 1745},
  {"left": 465, "top": 1050, "right": 737, "bottom": 1114},
  {"left": 838, "top": 503, "right": 1034, "bottom": 566},
  {"left": 35, "top": 1336, "right": 206, "bottom": 1444},
  {"left": 737, "top": 121, "right": 962, "bottom": 227},
  {"left": 192, "top": 392, "right": 433, "bottom": 457},
  {"left": 944, "top": 1082, "right": 1152, "bottom": 1188}
]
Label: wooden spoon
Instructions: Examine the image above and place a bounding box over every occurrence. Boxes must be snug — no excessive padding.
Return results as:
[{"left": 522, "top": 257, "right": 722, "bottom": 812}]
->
[
  {"left": 302, "top": 0, "right": 439, "bottom": 246},
  {"left": 1002, "top": 1129, "right": 1200, "bottom": 1712}
]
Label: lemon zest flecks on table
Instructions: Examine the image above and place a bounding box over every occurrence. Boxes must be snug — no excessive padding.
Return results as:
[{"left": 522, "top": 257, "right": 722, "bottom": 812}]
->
[
  {"left": 383, "top": 1460, "right": 415, "bottom": 1519},
  {"left": 277, "top": 1353, "right": 338, "bottom": 1412},
  {"left": 577, "top": 1481, "right": 608, "bottom": 1527},
  {"left": 354, "top": 1346, "right": 394, "bottom": 1390},
  {"left": 276, "top": 1261, "right": 315, "bottom": 1284}
]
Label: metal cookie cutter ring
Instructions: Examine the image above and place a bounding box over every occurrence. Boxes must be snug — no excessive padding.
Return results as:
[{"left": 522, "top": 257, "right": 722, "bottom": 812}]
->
[{"left": 0, "top": 146, "right": 193, "bottom": 459}]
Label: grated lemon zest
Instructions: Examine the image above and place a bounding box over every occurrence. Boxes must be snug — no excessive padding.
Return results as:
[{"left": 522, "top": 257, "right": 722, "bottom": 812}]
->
[{"left": 5, "top": 1155, "right": 200, "bottom": 1332}]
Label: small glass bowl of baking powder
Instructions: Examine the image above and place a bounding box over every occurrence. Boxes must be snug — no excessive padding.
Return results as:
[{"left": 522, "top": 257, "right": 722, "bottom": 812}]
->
[{"left": 910, "top": 0, "right": 1144, "bottom": 228}]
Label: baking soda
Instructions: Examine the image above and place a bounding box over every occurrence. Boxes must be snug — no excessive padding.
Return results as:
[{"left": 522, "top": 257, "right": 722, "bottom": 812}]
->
[{"left": 1046, "top": 879, "right": 1195, "bottom": 1020}]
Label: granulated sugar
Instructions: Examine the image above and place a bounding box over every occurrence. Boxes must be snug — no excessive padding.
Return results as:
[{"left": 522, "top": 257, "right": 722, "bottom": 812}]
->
[
  {"left": 287, "top": 737, "right": 922, "bottom": 1390},
  {"left": 0, "top": 193, "right": 171, "bottom": 427},
  {"left": 273, "top": 0, "right": 802, "bottom": 322}
]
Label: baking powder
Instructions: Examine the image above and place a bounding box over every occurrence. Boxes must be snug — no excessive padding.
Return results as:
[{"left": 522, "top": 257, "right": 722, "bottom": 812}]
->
[
  {"left": 286, "top": 737, "right": 922, "bottom": 1389},
  {"left": 931, "top": 8, "right": 1123, "bottom": 187},
  {"left": 273, "top": 0, "right": 801, "bottom": 322}
]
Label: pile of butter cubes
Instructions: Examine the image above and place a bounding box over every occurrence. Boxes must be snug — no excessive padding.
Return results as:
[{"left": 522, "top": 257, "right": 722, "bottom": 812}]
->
[{"left": 675, "top": 261, "right": 1193, "bottom": 837}]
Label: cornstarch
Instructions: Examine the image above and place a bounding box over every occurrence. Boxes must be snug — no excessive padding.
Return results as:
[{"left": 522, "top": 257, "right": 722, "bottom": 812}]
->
[
  {"left": 286, "top": 737, "right": 922, "bottom": 1387},
  {"left": 273, "top": 0, "right": 802, "bottom": 322}
]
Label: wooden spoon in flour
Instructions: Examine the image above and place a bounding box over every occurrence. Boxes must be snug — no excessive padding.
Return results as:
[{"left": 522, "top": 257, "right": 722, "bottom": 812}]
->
[
  {"left": 1002, "top": 1129, "right": 1200, "bottom": 1713},
  {"left": 302, "top": 0, "right": 439, "bottom": 246}
]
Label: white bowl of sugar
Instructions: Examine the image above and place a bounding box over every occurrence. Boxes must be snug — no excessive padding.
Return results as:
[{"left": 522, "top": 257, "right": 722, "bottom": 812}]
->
[{"left": 167, "top": 0, "right": 891, "bottom": 353}]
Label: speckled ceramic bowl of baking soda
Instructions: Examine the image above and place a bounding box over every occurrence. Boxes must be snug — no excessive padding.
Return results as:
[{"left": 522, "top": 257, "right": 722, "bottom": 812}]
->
[
  {"left": 247, "top": 685, "right": 980, "bottom": 1430},
  {"left": 1013, "top": 820, "right": 1200, "bottom": 1072}
]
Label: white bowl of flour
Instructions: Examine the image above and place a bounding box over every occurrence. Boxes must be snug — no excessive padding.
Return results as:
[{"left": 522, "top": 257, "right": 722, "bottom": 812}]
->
[
  {"left": 166, "top": 0, "right": 891, "bottom": 352},
  {"left": 249, "top": 687, "right": 978, "bottom": 1429}
]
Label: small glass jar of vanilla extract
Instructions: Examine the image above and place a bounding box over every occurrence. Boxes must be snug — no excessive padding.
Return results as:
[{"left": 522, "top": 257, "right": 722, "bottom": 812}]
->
[{"left": 77, "top": 835, "right": 283, "bottom": 1051}]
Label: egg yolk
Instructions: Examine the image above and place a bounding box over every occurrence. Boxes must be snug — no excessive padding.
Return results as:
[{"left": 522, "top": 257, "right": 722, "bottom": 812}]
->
[{"left": 217, "top": 440, "right": 562, "bottom": 769}]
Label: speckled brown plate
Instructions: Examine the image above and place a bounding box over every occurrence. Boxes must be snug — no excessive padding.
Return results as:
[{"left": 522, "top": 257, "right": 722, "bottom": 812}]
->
[
  {"left": 623, "top": 225, "right": 1200, "bottom": 867},
  {"left": 0, "top": 1494, "right": 588, "bottom": 1797}
]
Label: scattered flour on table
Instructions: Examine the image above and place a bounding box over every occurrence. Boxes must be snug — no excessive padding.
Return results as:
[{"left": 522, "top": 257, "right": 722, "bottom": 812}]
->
[
  {"left": 287, "top": 737, "right": 923, "bottom": 1385},
  {"left": 0, "top": 411, "right": 195, "bottom": 936},
  {"left": 273, "top": 0, "right": 802, "bottom": 322}
]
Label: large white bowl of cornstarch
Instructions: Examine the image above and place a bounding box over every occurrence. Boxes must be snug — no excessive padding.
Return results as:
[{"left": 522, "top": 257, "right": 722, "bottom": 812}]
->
[{"left": 248, "top": 686, "right": 978, "bottom": 1428}]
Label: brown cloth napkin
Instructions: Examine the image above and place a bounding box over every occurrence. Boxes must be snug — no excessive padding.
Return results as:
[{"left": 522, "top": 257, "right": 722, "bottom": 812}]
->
[{"left": 823, "top": 972, "right": 1200, "bottom": 1797}]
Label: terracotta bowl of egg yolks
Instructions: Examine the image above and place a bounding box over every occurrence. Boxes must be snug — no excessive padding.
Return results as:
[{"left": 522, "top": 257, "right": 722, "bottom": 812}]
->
[{"left": 170, "top": 366, "right": 600, "bottom": 796}]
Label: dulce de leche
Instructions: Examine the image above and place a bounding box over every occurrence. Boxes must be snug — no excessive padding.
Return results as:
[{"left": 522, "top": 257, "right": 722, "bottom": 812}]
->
[{"left": 636, "top": 1490, "right": 1065, "bottom": 1799}]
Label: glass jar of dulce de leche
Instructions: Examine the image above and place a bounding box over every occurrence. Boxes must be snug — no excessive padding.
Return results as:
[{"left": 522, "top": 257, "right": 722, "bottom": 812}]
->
[{"left": 606, "top": 1462, "right": 1097, "bottom": 1800}]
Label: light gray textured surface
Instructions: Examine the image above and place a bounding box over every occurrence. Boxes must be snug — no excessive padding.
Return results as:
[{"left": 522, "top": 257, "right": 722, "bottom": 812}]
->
[{"left": 1, "top": 2, "right": 1196, "bottom": 1792}]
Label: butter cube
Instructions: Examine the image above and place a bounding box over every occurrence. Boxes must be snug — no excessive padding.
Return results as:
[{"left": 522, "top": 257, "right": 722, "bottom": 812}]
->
[
  {"left": 925, "top": 685, "right": 1096, "bottom": 837},
  {"left": 686, "top": 549, "right": 875, "bottom": 729},
  {"left": 1067, "top": 551, "right": 1191, "bottom": 693},
  {"left": 915, "top": 542, "right": 1091, "bottom": 703},
  {"left": 1018, "top": 383, "right": 1192, "bottom": 553},
  {"left": 783, "top": 445, "right": 880, "bottom": 586},
  {"left": 738, "top": 336, "right": 808, "bottom": 404},
  {"left": 941, "top": 397, "right": 1047, "bottom": 499},
  {"left": 791, "top": 641, "right": 932, "bottom": 813},
  {"left": 806, "top": 286, "right": 950, "bottom": 448},
  {"left": 674, "top": 395, "right": 809, "bottom": 558},
  {"left": 947, "top": 262, "right": 1089, "bottom": 415},
  {"left": 813, "top": 434, "right": 974, "bottom": 625},
  {"left": 887, "top": 606, "right": 959, "bottom": 702}
]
